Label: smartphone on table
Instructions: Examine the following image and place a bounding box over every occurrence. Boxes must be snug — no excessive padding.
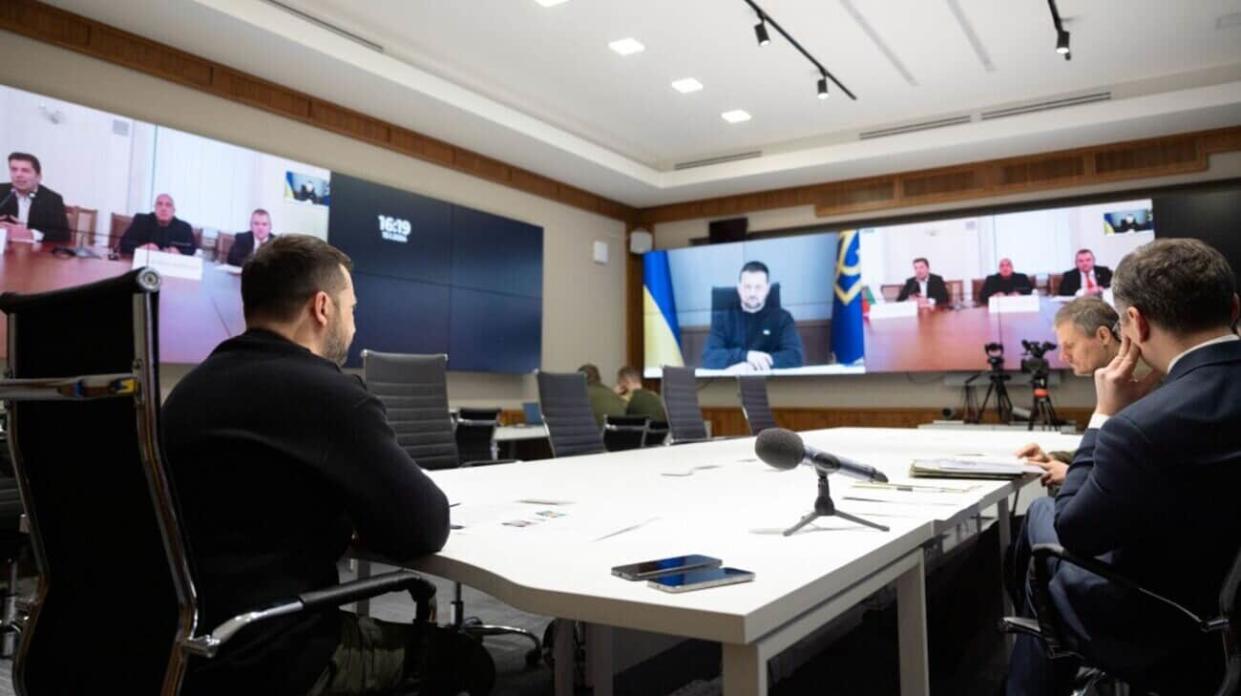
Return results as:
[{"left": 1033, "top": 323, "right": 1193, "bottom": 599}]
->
[
  {"left": 647, "top": 567, "right": 756, "bottom": 593},
  {"left": 610, "top": 554, "right": 722, "bottom": 581}
]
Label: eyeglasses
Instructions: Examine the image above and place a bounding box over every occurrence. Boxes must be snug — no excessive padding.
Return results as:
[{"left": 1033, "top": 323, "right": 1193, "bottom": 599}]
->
[{"left": 1111, "top": 321, "right": 1121, "bottom": 337}]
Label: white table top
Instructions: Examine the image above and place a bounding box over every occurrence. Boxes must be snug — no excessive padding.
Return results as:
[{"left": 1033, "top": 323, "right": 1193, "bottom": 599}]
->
[{"left": 398, "top": 427, "right": 1079, "bottom": 645}]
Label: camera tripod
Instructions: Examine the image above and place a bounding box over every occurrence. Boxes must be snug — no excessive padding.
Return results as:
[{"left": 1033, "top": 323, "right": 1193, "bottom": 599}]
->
[
  {"left": 966, "top": 369, "right": 1013, "bottom": 424},
  {"left": 1028, "top": 373, "right": 1060, "bottom": 431},
  {"left": 782, "top": 471, "right": 889, "bottom": 536}
]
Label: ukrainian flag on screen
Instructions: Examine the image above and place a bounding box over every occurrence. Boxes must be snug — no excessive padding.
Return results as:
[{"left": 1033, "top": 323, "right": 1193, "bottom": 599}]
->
[
  {"left": 643, "top": 251, "right": 684, "bottom": 367},
  {"left": 831, "top": 229, "right": 864, "bottom": 365}
]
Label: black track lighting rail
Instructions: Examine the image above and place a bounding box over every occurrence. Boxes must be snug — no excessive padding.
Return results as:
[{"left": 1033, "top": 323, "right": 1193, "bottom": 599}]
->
[{"left": 742, "top": 0, "right": 858, "bottom": 101}]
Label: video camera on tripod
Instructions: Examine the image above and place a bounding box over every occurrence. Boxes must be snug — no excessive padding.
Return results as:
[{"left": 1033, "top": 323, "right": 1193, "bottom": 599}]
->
[
  {"left": 1020, "top": 340, "right": 1060, "bottom": 430},
  {"left": 1020, "top": 340, "right": 1056, "bottom": 379}
]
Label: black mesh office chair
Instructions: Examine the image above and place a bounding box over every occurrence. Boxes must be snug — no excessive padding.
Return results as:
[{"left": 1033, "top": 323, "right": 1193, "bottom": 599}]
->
[
  {"left": 1001, "top": 542, "right": 1237, "bottom": 694},
  {"left": 362, "top": 351, "right": 542, "bottom": 666},
  {"left": 0, "top": 417, "right": 25, "bottom": 659},
  {"left": 455, "top": 407, "right": 503, "bottom": 465},
  {"left": 602, "top": 415, "right": 649, "bottom": 452},
  {"left": 644, "top": 420, "right": 670, "bottom": 447},
  {"left": 737, "top": 375, "right": 778, "bottom": 435},
  {"left": 660, "top": 366, "right": 709, "bottom": 443},
  {"left": 535, "top": 371, "right": 605, "bottom": 458},
  {"left": 0, "top": 270, "right": 436, "bottom": 695}
]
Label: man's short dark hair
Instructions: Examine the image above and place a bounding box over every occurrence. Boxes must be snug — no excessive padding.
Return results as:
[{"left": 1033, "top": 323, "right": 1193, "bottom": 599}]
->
[
  {"left": 617, "top": 366, "right": 641, "bottom": 383},
  {"left": 241, "top": 235, "right": 352, "bottom": 322},
  {"left": 578, "top": 364, "right": 602, "bottom": 385},
  {"left": 1076, "top": 248, "right": 1094, "bottom": 258},
  {"left": 739, "top": 261, "right": 769, "bottom": 279},
  {"left": 1054, "top": 297, "right": 1118, "bottom": 337},
  {"left": 252, "top": 208, "right": 270, "bottom": 218},
  {"left": 913, "top": 257, "right": 929, "bottom": 267},
  {"left": 8, "top": 152, "right": 41, "bottom": 175},
  {"left": 1112, "top": 239, "right": 1237, "bottom": 334}
]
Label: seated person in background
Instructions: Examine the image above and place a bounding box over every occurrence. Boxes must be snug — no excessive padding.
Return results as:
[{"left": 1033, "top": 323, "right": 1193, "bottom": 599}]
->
[
  {"left": 579, "top": 363, "right": 626, "bottom": 426},
  {"left": 226, "top": 208, "right": 276, "bottom": 266},
  {"left": 1014, "top": 297, "right": 1120, "bottom": 487},
  {"left": 1007, "top": 238, "right": 1241, "bottom": 695},
  {"left": 978, "top": 257, "right": 1033, "bottom": 304},
  {"left": 615, "top": 365, "right": 666, "bottom": 422},
  {"left": 895, "top": 256, "right": 949, "bottom": 307},
  {"left": 0, "top": 151, "right": 70, "bottom": 244},
  {"left": 163, "top": 235, "right": 492, "bottom": 696},
  {"left": 1057, "top": 248, "right": 1112, "bottom": 297},
  {"left": 118, "top": 193, "right": 197, "bottom": 256},
  {"left": 702, "top": 261, "right": 805, "bottom": 372}
]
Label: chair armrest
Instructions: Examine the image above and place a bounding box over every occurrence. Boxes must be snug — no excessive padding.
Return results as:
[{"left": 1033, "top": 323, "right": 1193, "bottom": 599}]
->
[
  {"left": 183, "top": 570, "right": 436, "bottom": 659},
  {"left": 603, "top": 424, "right": 647, "bottom": 433}
]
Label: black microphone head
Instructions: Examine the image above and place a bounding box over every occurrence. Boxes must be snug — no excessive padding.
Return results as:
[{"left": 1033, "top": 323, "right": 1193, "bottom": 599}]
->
[{"left": 755, "top": 428, "right": 805, "bottom": 471}]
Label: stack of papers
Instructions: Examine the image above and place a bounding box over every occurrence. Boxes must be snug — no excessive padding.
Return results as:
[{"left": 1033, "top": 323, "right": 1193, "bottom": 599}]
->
[{"left": 910, "top": 457, "right": 1043, "bottom": 479}]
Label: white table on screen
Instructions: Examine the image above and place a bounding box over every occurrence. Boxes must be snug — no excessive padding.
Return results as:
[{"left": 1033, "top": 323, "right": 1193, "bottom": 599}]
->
[{"left": 494, "top": 424, "right": 548, "bottom": 442}]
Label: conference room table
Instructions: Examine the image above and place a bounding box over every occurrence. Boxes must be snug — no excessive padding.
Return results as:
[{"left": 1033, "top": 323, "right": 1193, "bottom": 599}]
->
[
  {"left": 0, "top": 242, "right": 243, "bottom": 362},
  {"left": 360, "top": 426, "right": 1082, "bottom": 696},
  {"left": 864, "top": 298, "right": 1070, "bottom": 373}
]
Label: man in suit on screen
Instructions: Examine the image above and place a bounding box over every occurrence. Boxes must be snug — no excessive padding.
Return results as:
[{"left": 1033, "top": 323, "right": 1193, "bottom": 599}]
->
[
  {"left": 226, "top": 208, "right": 276, "bottom": 266},
  {"left": 702, "top": 260, "right": 804, "bottom": 372},
  {"left": 979, "top": 257, "right": 1033, "bottom": 304},
  {"left": 1057, "top": 248, "right": 1112, "bottom": 297},
  {"left": 119, "top": 193, "right": 198, "bottom": 256},
  {"left": 895, "top": 256, "right": 949, "bottom": 307},
  {"left": 1007, "top": 239, "right": 1241, "bottom": 694},
  {"left": 0, "top": 151, "right": 70, "bottom": 244}
]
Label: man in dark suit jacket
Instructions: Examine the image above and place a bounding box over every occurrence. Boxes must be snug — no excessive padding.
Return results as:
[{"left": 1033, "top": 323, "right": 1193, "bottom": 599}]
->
[
  {"left": 225, "top": 208, "right": 275, "bottom": 266},
  {"left": 1008, "top": 239, "right": 1241, "bottom": 694},
  {"left": 979, "top": 257, "right": 1033, "bottom": 304},
  {"left": 895, "top": 257, "right": 949, "bottom": 306},
  {"left": 119, "top": 193, "right": 197, "bottom": 256},
  {"left": 702, "top": 261, "right": 804, "bottom": 371},
  {"left": 1057, "top": 248, "right": 1113, "bottom": 296},
  {"left": 0, "top": 152, "right": 70, "bottom": 244}
]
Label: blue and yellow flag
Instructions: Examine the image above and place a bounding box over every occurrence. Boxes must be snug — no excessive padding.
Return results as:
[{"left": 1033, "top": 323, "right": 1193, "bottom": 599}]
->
[
  {"left": 643, "top": 251, "right": 684, "bottom": 367},
  {"left": 831, "top": 229, "right": 864, "bottom": 365}
]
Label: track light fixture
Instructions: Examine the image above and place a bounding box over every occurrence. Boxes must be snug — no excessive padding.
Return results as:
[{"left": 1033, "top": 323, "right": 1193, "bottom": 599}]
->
[
  {"left": 754, "top": 18, "right": 771, "bottom": 46},
  {"left": 1048, "top": 0, "right": 1072, "bottom": 61},
  {"left": 741, "top": 0, "right": 857, "bottom": 101}
]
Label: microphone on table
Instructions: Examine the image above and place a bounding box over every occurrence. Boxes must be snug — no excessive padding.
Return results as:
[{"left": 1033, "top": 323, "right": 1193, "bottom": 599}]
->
[{"left": 755, "top": 428, "right": 889, "bottom": 483}]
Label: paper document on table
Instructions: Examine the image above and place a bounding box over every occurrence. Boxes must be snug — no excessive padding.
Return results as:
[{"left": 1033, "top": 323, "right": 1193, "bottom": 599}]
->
[
  {"left": 910, "top": 457, "right": 1042, "bottom": 479},
  {"left": 841, "top": 485, "right": 969, "bottom": 506},
  {"left": 450, "top": 500, "right": 657, "bottom": 542}
]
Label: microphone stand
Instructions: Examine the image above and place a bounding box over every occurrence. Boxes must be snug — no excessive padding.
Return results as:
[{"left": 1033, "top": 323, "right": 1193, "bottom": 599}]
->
[{"left": 782, "top": 470, "right": 890, "bottom": 536}]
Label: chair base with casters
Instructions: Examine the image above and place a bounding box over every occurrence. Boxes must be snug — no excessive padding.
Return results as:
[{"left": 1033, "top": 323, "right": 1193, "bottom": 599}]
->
[
  {"left": 1001, "top": 543, "right": 1236, "bottom": 695},
  {"left": 449, "top": 583, "right": 543, "bottom": 667},
  {"left": 603, "top": 414, "right": 649, "bottom": 451}
]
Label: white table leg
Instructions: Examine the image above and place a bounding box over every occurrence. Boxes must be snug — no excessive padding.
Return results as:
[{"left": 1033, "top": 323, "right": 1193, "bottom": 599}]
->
[
  {"left": 554, "top": 618, "right": 575, "bottom": 696},
  {"left": 895, "top": 552, "right": 929, "bottom": 696},
  {"left": 721, "top": 642, "right": 766, "bottom": 696},
  {"left": 585, "top": 623, "right": 613, "bottom": 696}
]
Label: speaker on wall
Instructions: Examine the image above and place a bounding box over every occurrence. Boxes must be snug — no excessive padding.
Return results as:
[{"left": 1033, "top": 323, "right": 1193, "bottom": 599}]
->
[
  {"left": 629, "top": 229, "right": 653, "bottom": 254},
  {"left": 708, "top": 217, "right": 748, "bottom": 244}
]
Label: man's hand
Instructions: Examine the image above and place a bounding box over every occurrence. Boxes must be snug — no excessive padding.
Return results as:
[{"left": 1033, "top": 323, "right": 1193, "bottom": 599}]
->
[
  {"left": 1094, "top": 335, "right": 1161, "bottom": 416},
  {"left": 1033, "top": 459, "right": 1068, "bottom": 487},
  {"left": 724, "top": 362, "right": 756, "bottom": 375},
  {"left": 745, "top": 350, "right": 774, "bottom": 371},
  {"left": 1014, "top": 443, "right": 1050, "bottom": 462},
  {"left": 139, "top": 242, "right": 161, "bottom": 251},
  {"left": 0, "top": 221, "right": 33, "bottom": 241}
]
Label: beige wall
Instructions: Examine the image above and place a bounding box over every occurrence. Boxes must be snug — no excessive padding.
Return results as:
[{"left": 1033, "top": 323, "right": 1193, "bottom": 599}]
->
[
  {"left": 0, "top": 31, "right": 628, "bottom": 408},
  {"left": 654, "top": 151, "right": 1241, "bottom": 410}
]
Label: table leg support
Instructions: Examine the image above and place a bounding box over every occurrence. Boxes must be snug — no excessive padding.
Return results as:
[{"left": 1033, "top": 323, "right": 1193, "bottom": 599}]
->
[
  {"left": 722, "top": 642, "right": 766, "bottom": 696},
  {"left": 554, "top": 618, "right": 575, "bottom": 696},
  {"left": 355, "top": 559, "right": 371, "bottom": 617},
  {"left": 896, "top": 553, "right": 929, "bottom": 696},
  {"left": 584, "top": 623, "right": 613, "bottom": 695}
]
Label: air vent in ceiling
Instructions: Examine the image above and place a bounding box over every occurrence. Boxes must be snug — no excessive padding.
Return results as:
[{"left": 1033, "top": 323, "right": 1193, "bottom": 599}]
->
[
  {"left": 980, "top": 92, "right": 1111, "bottom": 121},
  {"left": 263, "top": 0, "right": 385, "bottom": 53},
  {"left": 859, "top": 116, "right": 972, "bottom": 140},
  {"left": 673, "top": 151, "right": 763, "bottom": 170}
]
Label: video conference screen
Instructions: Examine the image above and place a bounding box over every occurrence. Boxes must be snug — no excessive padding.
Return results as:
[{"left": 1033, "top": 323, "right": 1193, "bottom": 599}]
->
[
  {"left": 0, "top": 83, "right": 543, "bottom": 372},
  {"left": 645, "top": 199, "right": 1155, "bottom": 376}
]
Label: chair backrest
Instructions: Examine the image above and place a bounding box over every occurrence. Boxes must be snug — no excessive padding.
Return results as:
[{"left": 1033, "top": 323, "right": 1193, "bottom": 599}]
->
[
  {"left": 711, "top": 283, "right": 781, "bottom": 312},
  {"left": 455, "top": 407, "right": 500, "bottom": 465},
  {"left": 0, "top": 269, "right": 199, "bottom": 695},
  {"left": 603, "top": 415, "right": 649, "bottom": 452},
  {"left": 879, "top": 283, "right": 903, "bottom": 302},
  {"left": 661, "top": 366, "right": 708, "bottom": 443},
  {"left": 216, "top": 232, "right": 236, "bottom": 264},
  {"left": 110, "top": 213, "right": 133, "bottom": 250},
  {"left": 1216, "top": 544, "right": 1241, "bottom": 695},
  {"left": 971, "top": 278, "right": 985, "bottom": 304},
  {"left": 737, "top": 376, "right": 778, "bottom": 435},
  {"left": 361, "top": 352, "right": 459, "bottom": 470},
  {"left": 536, "top": 371, "right": 605, "bottom": 458},
  {"left": 945, "top": 279, "right": 964, "bottom": 307}
]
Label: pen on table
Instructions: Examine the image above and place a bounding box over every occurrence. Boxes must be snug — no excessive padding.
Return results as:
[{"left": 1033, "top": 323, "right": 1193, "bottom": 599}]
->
[
  {"left": 449, "top": 502, "right": 461, "bottom": 508},
  {"left": 595, "top": 516, "right": 659, "bottom": 541}
]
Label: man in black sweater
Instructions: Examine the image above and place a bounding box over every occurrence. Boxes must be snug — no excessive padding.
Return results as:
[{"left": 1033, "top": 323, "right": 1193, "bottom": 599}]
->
[
  {"left": 701, "top": 260, "right": 805, "bottom": 371},
  {"left": 118, "top": 193, "right": 198, "bottom": 256},
  {"left": 979, "top": 257, "right": 1033, "bottom": 304},
  {"left": 163, "top": 235, "right": 491, "bottom": 695}
]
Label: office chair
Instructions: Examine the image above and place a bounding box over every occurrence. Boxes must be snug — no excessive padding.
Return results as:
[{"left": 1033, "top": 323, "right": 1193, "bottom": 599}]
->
[
  {"left": 0, "top": 420, "right": 25, "bottom": 659},
  {"left": 535, "top": 371, "right": 606, "bottom": 458},
  {"left": 710, "top": 282, "right": 782, "bottom": 313},
  {"left": 660, "top": 366, "right": 709, "bottom": 443},
  {"left": 454, "top": 407, "right": 504, "bottom": 465},
  {"left": 644, "top": 420, "right": 670, "bottom": 447},
  {"left": 602, "top": 415, "right": 649, "bottom": 452},
  {"left": 736, "top": 375, "right": 778, "bottom": 435},
  {"left": 0, "top": 270, "right": 438, "bottom": 695},
  {"left": 362, "top": 351, "right": 542, "bottom": 666},
  {"left": 1001, "top": 542, "right": 1237, "bottom": 695}
]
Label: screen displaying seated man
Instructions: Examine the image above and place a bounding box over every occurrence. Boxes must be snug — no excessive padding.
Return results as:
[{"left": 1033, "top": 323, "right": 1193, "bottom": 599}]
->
[
  {"left": 118, "top": 193, "right": 198, "bottom": 256},
  {"left": 701, "top": 261, "right": 804, "bottom": 372}
]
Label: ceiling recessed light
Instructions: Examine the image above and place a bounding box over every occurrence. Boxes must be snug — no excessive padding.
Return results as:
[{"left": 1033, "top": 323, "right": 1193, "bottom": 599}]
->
[
  {"left": 534, "top": 0, "right": 569, "bottom": 6},
  {"left": 608, "top": 38, "right": 645, "bottom": 56},
  {"left": 721, "top": 110, "right": 752, "bottom": 124},
  {"left": 671, "top": 78, "right": 703, "bottom": 94}
]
